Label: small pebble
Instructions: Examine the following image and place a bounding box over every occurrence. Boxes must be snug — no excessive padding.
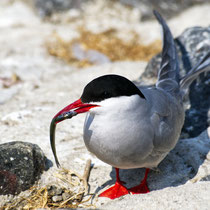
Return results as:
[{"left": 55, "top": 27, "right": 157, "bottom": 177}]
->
[
  {"left": 52, "top": 195, "right": 63, "bottom": 202},
  {"left": 47, "top": 185, "right": 63, "bottom": 196}
]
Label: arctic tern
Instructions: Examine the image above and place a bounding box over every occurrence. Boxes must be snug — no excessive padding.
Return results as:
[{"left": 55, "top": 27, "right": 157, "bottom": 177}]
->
[{"left": 50, "top": 10, "right": 210, "bottom": 199}]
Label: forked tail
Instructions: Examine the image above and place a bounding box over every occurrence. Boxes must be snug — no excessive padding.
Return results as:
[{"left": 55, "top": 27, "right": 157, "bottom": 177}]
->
[
  {"left": 154, "top": 10, "right": 180, "bottom": 90},
  {"left": 154, "top": 10, "right": 210, "bottom": 97}
]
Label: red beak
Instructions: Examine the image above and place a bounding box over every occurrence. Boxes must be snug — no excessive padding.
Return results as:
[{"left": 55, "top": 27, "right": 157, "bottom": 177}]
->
[
  {"left": 53, "top": 98, "right": 99, "bottom": 123},
  {"left": 50, "top": 98, "right": 99, "bottom": 167}
]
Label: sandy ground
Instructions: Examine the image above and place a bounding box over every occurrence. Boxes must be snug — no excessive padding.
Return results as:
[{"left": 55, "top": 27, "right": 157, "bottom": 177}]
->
[{"left": 0, "top": 1, "right": 210, "bottom": 209}]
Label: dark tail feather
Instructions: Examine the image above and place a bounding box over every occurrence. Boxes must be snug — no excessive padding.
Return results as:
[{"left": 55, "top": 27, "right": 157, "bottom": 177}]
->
[
  {"left": 154, "top": 10, "right": 180, "bottom": 85},
  {"left": 180, "top": 51, "right": 210, "bottom": 97}
]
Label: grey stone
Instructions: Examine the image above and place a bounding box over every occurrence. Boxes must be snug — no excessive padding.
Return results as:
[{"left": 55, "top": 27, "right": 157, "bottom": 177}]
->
[
  {"left": 52, "top": 195, "right": 63, "bottom": 202},
  {"left": 141, "top": 26, "right": 210, "bottom": 138},
  {"left": 119, "top": 0, "right": 209, "bottom": 20},
  {"left": 72, "top": 43, "right": 110, "bottom": 65},
  {"left": 33, "top": 0, "right": 81, "bottom": 17},
  {"left": 47, "top": 185, "right": 63, "bottom": 196},
  {"left": 0, "top": 141, "right": 47, "bottom": 195}
]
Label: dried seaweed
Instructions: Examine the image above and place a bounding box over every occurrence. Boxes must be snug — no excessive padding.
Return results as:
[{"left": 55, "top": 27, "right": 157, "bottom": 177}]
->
[{"left": 46, "top": 28, "right": 161, "bottom": 67}]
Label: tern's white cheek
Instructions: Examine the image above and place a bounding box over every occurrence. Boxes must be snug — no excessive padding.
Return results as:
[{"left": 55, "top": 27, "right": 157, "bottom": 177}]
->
[{"left": 88, "top": 94, "right": 145, "bottom": 115}]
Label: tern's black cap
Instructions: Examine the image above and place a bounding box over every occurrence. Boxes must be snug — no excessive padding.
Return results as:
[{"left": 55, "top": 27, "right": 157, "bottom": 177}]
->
[{"left": 81, "top": 74, "right": 145, "bottom": 103}]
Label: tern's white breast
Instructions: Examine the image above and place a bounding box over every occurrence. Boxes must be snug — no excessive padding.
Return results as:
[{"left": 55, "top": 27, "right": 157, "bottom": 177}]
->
[{"left": 83, "top": 95, "right": 155, "bottom": 169}]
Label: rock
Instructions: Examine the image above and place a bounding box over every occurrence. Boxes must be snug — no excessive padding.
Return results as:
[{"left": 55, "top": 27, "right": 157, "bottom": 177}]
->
[
  {"left": 0, "top": 141, "right": 47, "bottom": 195},
  {"left": 33, "top": 0, "right": 81, "bottom": 17},
  {"left": 52, "top": 195, "right": 63, "bottom": 202},
  {"left": 47, "top": 185, "right": 63, "bottom": 196},
  {"left": 0, "top": 171, "right": 18, "bottom": 196},
  {"left": 141, "top": 26, "right": 210, "bottom": 138},
  {"left": 119, "top": 0, "right": 210, "bottom": 20},
  {"left": 72, "top": 43, "right": 110, "bottom": 65},
  {"left": 46, "top": 185, "right": 73, "bottom": 202},
  {"left": 47, "top": 185, "right": 72, "bottom": 202}
]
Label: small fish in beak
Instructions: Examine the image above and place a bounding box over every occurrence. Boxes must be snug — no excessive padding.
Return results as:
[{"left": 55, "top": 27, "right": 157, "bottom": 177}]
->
[{"left": 50, "top": 99, "right": 99, "bottom": 167}]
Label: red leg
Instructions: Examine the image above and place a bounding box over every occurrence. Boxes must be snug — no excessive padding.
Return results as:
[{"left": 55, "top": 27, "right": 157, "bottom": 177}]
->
[
  {"left": 99, "top": 168, "right": 129, "bottom": 199},
  {"left": 129, "top": 168, "right": 150, "bottom": 194}
]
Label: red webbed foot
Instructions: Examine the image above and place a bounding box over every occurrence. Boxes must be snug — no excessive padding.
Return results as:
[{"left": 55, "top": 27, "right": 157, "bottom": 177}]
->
[
  {"left": 99, "top": 168, "right": 129, "bottom": 199},
  {"left": 99, "top": 181, "right": 129, "bottom": 199},
  {"left": 129, "top": 168, "right": 150, "bottom": 194},
  {"left": 129, "top": 181, "right": 149, "bottom": 194}
]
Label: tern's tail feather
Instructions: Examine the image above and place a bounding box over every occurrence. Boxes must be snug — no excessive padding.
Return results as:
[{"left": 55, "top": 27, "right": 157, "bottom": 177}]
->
[
  {"left": 180, "top": 51, "right": 210, "bottom": 97},
  {"left": 153, "top": 11, "right": 210, "bottom": 97},
  {"left": 154, "top": 10, "right": 180, "bottom": 87}
]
